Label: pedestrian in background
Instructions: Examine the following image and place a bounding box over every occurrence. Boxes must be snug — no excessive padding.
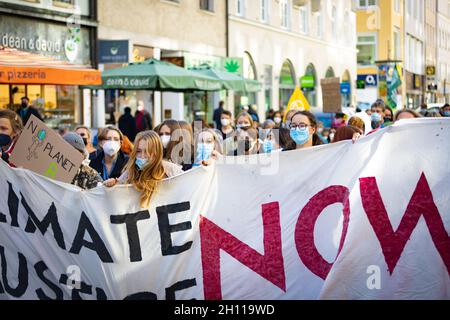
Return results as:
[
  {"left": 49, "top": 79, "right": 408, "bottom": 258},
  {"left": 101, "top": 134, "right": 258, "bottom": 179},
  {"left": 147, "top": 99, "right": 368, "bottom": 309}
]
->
[
  {"left": 219, "top": 110, "right": 234, "bottom": 141},
  {"left": 119, "top": 107, "right": 137, "bottom": 142},
  {"left": 213, "top": 101, "right": 225, "bottom": 131},
  {"left": 17, "top": 96, "right": 43, "bottom": 125},
  {"left": 135, "top": 101, "right": 153, "bottom": 132}
]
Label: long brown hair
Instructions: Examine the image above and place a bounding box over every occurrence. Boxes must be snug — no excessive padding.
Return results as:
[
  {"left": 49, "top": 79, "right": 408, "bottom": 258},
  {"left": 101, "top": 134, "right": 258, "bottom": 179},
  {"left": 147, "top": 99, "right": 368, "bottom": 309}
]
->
[
  {"left": 123, "top": 131, "right": 165, "bottom": 208},
  {"left": 332, "top": 126, "right": 362, "bottom": 143},
  {"left": 159, "top": 120, "right": 181, "bottom": 161}
]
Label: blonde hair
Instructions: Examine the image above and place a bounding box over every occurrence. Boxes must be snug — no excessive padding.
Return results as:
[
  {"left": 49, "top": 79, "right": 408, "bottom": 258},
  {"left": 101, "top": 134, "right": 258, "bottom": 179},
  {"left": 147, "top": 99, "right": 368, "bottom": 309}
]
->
[
  {"left": 235, "top": 111, "right": 254, "bottom": 128},
  {"left": 348, "top": 116, "right": 366, "bottom": 133},
  {"left": 123, "top": 131, "right": 165, "bottom": 208}
]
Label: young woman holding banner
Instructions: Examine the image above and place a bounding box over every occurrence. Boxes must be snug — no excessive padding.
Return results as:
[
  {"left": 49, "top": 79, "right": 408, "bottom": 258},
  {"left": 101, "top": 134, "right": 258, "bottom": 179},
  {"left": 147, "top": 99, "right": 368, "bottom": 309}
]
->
[
  {"left": 103, "top": 131, "right": 183, "bottom": 208},
  {"left": 289, "top": 111, "right": 323, "bottom": 149},
  {"left": 0, "top": 109, "right": 24, "bottom": 167}
]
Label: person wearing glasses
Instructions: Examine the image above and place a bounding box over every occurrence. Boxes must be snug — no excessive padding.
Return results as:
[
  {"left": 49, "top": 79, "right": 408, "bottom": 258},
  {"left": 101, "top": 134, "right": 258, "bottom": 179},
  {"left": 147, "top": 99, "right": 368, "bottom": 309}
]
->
[{"left": 289, "top": 111, "right": 324, "bottom": 149}]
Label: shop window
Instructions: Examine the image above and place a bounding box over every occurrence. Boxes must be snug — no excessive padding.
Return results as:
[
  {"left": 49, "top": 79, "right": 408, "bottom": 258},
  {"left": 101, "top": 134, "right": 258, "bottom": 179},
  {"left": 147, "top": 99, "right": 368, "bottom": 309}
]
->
[
  {"left": 11, "top": 85, "right": 26, "bottom": 105},
  {"left": 0, "top": 85, "right": 9, "bottom": 109}
]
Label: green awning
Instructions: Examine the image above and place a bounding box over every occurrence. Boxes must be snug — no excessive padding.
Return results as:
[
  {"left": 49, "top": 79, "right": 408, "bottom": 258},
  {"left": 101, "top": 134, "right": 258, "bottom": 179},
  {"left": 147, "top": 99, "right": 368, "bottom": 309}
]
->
[
  {"left": 191, "top": 65, "right": 262, "bottom": 93},
  {"left": 84, "top": 59, "right": 222, "bottom": 91}
]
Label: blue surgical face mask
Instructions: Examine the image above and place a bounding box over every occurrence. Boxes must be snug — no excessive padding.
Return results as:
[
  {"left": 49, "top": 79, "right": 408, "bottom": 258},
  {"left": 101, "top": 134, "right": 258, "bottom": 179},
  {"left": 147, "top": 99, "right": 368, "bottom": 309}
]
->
[
  {"left": 371, "top": 112, "right": 382, "bottom": 123},
  {"left": 444, "top": 111, "right": 450, "bottom": 117},
  {"left": 262, "top": 140, "right": 275, "bottom": 153},
  {"left": 197, "top": 143, "right": 214, "bottom": 162},
  {"left": 290, "top": 127, "right": 310, "bottom": 146},
  {"left": 135, "top": 157, "right": 148, "bottom": 170}
]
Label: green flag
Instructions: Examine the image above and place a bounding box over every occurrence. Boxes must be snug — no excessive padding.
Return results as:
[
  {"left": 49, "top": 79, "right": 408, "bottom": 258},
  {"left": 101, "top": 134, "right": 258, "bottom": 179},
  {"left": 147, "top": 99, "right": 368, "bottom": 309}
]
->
[{"left": 387, "top": 64, "right": 402, "bottom": 109}]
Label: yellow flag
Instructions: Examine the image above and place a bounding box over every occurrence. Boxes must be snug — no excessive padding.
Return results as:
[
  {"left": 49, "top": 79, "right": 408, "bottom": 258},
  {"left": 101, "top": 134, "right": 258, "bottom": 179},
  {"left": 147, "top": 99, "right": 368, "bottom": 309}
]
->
[{"left": 283, "top": 86, "right": 311, "bottom": 122}]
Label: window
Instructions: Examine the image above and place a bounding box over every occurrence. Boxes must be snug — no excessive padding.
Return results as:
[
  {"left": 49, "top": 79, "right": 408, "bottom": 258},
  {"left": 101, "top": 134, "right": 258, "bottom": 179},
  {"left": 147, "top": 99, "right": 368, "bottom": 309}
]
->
[
  {"left": 394, "top": 28, "right": 401, "bottom": 60},
  {"left": 316, "top": 12, "right": 323, "bottom": 38},
  {"left": 357, "top": 34, "right": 377, "bottom": 66},
  {"left": 331, "top": 6, "right": 337, "bottom": 41},
  {"left": 299, "top": 5, "right": 309, "bottom": 34},
  {"left": 280, "top": 0, "right": 290, "bottom": 29},
  {"left": 200, "top": 0, "right": 214, "bottom": 12},
  {"left": 261, "top": 0, "right": 269, "bottom": 23},
  {"left": 394, "top": 0, "right": 401, "bottom": 13},
  {"left": 358, "top": 0, "right": 377, "bottom": 9},
  {"left": 237, "top": 0, "right": 245, "bottom": 16}
]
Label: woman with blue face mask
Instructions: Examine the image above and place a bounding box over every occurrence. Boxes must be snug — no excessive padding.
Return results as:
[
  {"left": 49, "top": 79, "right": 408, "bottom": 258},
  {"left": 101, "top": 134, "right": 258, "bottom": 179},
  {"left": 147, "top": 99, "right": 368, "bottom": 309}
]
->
[
  {"left": 103, "top": 131, "right": 183, "bottom": 208},
  {"left": 289, "top": 111, "right": 324, "bottom": 150},
  {"left": 441, "top": 104, "right": 450, "bottom": 117},
  {"left": 193, "top": 129, "right": 222, "bottom": 166},
  {"left": 261, "top": 129, "right": 282, "bottom": 153}
]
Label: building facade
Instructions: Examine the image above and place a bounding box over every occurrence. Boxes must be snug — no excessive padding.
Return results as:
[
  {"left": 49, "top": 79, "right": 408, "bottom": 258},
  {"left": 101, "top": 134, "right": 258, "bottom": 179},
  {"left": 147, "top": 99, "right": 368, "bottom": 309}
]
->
[
  {"left": 404, "top": 0, "right": 426, "bottom": 109},
  {"left": 437, "top": 0, "right": 450, "bottom": 104},
  {"left": 0, "top": 0, "right": 97, "bottom": 128},
  {"left": 356, "top": 0, "right": 405, "bottom": 109},
  {"left": 95, "top": 0, "right": 227, "bottom": 128},
  {"left": 228, "top": 0, "right": 357, "bottom": 119},
  {"left": 425, "top": 0, "right": 438, "bottom": 104}
]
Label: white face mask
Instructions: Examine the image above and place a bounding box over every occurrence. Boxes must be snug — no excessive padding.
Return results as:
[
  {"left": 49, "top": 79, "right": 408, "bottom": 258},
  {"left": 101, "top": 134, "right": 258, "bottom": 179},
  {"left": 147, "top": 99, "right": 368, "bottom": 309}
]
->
[
  {"left": 221, "top": 119, "right": 230, "bottom": 127},
  {"left": 274, "top": 117, "right": 282, "bottom": 124},
  {"left": 329, "top": 133, "right": 335, "bottom": 141},
  {"left": 103, "top": 141, "right": 121, "bottom": 157},
  {"left": 161, "top": 135, "right": 171, "bottom": 149}
]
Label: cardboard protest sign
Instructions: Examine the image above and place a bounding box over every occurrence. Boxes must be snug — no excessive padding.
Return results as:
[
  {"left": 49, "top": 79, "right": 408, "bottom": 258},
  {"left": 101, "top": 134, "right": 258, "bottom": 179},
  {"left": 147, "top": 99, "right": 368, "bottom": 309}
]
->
[
  {"left": 321, "top": 77, "right": 342, "bottom": 113},
  {"left": 9, "top": 115, "right": 84, "bottom": 184}
]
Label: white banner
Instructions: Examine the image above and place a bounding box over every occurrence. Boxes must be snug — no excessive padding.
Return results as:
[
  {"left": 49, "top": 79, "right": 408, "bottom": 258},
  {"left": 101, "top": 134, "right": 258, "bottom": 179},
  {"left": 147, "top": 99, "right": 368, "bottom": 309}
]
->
[{"left": 0, "top": 119, "right": 449, "bottom": 300}]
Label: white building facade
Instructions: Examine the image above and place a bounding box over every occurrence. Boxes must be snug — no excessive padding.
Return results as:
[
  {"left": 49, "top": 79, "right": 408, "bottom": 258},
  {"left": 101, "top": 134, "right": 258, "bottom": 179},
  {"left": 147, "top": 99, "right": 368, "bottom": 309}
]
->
[
  {"left": 437, "top": 0, "right": 450, "bottom": 104},
  {"left": 228, "top": 0, "right": 357, "bottom": 119},
  {"left": 404, "top": 0, "right": 426, "bottom": 108}
]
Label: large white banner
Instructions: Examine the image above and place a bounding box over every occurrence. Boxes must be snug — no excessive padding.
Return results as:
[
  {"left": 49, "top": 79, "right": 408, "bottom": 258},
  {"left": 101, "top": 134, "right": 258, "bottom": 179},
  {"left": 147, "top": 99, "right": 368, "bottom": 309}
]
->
[{"left": 0, "top": 119, "right": 449, "bottom": 300}]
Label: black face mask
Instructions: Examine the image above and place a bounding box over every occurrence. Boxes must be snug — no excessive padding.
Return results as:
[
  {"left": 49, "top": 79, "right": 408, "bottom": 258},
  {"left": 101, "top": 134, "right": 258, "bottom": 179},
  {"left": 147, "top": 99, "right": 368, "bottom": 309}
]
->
[
  {"left": 0, "top": 134, "right": 12, "bottom": 148},
  {"left": 21, "top": 102, "right": 28, "bottom": 108},
  {"left": 82, "top": 138, "right": 88, "bottom": 146}
]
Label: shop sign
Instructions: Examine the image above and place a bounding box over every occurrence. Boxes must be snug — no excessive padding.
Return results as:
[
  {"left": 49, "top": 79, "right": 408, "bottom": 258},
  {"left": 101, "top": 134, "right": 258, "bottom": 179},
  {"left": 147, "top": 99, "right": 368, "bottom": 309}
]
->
[
  {"left": 300, "top": 75, "right": 315, "bottom": 89},
  {"left": 340, "top": 82, "right": 351, "bottom": 94},
  {"left": 99, "top": 40, "right": 129, "bottom": 64},
  {"left": 0, "top": 15, "right": 91, "bottom": 65},
  {"left": 357, "top": 74, "right": 378, "bottom": 87}
]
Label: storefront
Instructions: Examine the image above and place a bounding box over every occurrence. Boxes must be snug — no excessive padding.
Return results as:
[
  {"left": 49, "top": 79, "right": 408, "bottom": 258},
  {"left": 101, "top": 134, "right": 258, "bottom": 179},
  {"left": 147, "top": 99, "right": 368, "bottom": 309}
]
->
[
  {"left": 356, "top": 73, "right": 378, "bottom": 108},
  {"left": 341, "top": 70, "right": 352, "bottom": 108},
  {"left": 405, "top": 71, "right": 425, "bottom": 109},
  {"left": 301, "top": 64, "right": 317, "bottom": 107},
  {"left": 100, "top": 42, "right": 154, "bottom": 125},
  {"left": 0, "top": 13, "right": 96, "bottom": 128},
  {"left": 279, "top": 60, "right": 296, "bottom": 111}
]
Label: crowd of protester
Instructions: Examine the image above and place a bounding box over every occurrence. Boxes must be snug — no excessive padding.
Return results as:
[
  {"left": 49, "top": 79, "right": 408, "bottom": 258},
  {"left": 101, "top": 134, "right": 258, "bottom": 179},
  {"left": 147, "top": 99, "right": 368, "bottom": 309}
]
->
[{"left": 1, "top": 98, "right": 449, "bottom": 207}]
